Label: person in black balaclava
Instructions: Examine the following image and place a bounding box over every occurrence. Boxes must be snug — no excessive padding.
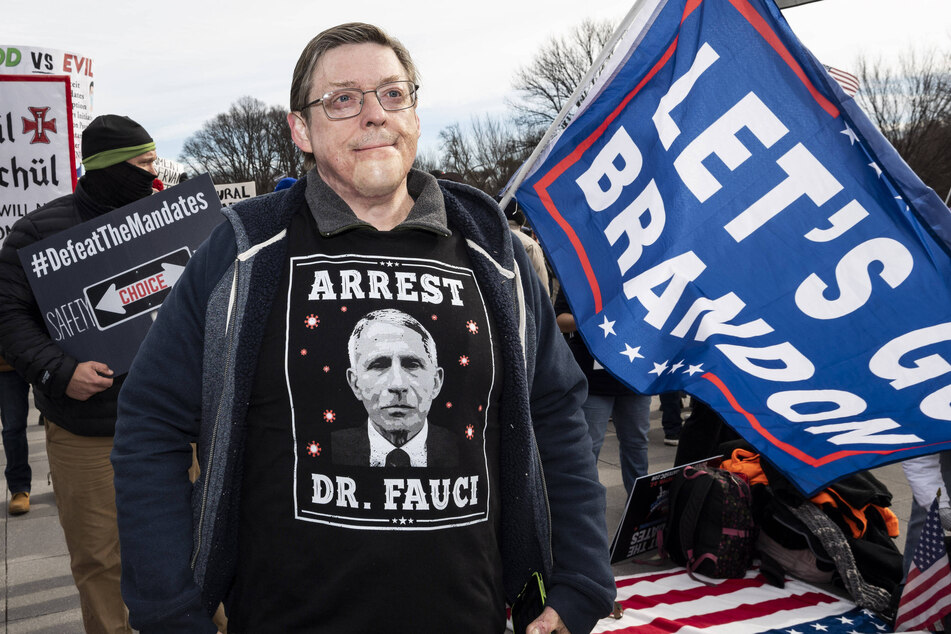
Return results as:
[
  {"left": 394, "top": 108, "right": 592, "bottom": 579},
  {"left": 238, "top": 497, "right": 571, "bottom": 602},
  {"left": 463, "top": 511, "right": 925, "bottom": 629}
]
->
[
  {"left": 80, "top": 114, "right": 158, "bottom": 208},
  {"left": 0, "top": 114, "right": 156, "bottom": 634}
]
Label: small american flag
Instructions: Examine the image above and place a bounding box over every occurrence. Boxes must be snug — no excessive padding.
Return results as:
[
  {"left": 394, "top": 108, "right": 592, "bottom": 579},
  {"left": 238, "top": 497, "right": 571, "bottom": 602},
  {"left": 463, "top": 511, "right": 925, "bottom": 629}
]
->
[
  {"left": 895, "top": 497, "right": 951, "bottom": 631},
  {"left": 823, "top": 65, "right": 860, "bottom": 97},
  {"left": 592, "top": 568, "right": 889, "bottom": 633}
]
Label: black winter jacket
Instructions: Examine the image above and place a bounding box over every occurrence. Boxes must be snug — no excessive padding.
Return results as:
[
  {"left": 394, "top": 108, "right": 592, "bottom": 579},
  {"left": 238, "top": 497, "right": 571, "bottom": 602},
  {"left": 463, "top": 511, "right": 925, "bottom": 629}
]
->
[{"left": 0, "top": 180, "right": 124, "bottom": 436}]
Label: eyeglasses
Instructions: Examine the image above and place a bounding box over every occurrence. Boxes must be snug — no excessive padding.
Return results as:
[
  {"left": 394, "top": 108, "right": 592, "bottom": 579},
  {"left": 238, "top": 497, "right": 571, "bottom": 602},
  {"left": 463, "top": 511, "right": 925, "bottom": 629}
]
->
[{"left": 301, "top": 80, "right": 419, "bottom": 120}]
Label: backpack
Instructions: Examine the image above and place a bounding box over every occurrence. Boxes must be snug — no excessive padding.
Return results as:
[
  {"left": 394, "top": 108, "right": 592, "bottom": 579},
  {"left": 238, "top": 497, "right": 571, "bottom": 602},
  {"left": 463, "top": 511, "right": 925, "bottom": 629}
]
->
[{"left": 660, "top": 464, "right": 755, "bottom": 579}]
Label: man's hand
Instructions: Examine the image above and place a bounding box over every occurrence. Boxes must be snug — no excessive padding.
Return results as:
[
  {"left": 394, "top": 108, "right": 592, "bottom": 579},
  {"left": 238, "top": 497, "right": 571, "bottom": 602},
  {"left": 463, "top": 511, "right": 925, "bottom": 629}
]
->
[
  {"left": 527, "top": 606, "right": 571, "bottom": 634},
  {"left": 66, "top": 361, "right": 114, "bottom": 401}
]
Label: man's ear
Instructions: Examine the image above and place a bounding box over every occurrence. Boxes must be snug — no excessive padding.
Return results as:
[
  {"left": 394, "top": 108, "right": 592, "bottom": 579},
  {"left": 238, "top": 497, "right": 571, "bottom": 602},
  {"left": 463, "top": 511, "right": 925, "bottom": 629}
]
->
[
  {"left": 287, "top": 112, "right": 313, "bottom": 154},
  {"left": 433, "top": 367, "right": 444, "bottom": 395},
  {"left": 346, "top": 368, "right": 360, "bottom": 398}
]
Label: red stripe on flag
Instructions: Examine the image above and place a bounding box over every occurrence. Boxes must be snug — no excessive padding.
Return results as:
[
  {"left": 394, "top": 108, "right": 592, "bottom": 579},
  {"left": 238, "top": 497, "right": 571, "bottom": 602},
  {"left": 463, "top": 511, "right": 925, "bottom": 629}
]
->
[
  {"left": 896, "top": 563, "right": 951, "bottom": 629},
  {"left": 682, "top": 0, "right": 704, "bottom": 22},
  {"left": 532, "top": 0, "right": 843, "bottom": 315},
  {"left": 621, "top": 576, "right": 767, "bottom": 609},
  {"left": 534, "top": 32, "right": 681, "bottom": 314},
  {"left": 726, "top": 0, "right": 839, "bottom": 117},
  {"left": 613, "top": 591, "right": 841, "bottom": 634},
  {"left": 699, "top": 371, "right": 935, "bottom": 467},
  {"left": 826, "top": 67, "right": 859, "bottom": 96},
  {"left": 533, "top": 0, "right": 705, "bottom": 314},
  {"left": 682, "top": 591, "right": 841, "bottom": 627}
]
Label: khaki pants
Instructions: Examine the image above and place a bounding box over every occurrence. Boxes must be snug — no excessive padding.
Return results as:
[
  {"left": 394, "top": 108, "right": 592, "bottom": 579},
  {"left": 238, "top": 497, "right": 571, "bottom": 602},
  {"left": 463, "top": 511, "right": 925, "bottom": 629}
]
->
[{"left": 45, "top": 419, "right": 131, "bottom": 634}]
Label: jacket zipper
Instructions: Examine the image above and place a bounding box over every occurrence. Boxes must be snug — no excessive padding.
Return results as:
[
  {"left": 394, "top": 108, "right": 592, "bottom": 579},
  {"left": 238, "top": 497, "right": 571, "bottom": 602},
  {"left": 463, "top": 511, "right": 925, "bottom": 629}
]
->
[
  {"left": 509, "top": 259, "right": 553, "bottom": 568},
  {"left": 466, "top": 238, "right": 553, "bottom": 568},
  {"left": 534, "top": 438, "right": 554, "bottom": 566},
  {"left": 190, "top": 262, "right": 240, "bottom": 570}
]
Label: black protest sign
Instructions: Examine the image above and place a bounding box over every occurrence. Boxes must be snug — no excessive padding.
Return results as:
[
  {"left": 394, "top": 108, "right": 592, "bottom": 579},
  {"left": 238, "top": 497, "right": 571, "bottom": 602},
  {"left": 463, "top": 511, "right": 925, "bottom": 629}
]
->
[
  {"left": 84, "top": 247, "right": 190, "bottom": 330},
  {"left": 609, "top": 457, "right": 719, "bottom": 564},
  {"left": 18, "top": 174, "right": 222, "bottom": 374}
]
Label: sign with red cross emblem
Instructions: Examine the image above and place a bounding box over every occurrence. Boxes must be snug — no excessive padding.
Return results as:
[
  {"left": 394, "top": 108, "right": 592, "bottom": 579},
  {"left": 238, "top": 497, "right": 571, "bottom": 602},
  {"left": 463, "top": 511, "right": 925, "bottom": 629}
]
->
[{"left": 0, "top": 75, "right": 76, "bottom": 245}]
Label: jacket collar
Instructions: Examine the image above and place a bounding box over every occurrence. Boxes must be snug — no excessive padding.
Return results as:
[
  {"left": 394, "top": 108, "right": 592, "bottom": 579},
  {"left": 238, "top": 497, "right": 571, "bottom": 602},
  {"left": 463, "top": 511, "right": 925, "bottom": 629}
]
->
[{"left": 304, "top": 168, "right": 451, "bottom": 237}]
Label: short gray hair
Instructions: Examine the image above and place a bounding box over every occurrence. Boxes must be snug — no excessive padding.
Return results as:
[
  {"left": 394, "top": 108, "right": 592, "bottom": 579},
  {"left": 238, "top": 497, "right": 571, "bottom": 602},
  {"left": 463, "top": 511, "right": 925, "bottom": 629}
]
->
[{"left": 347, "top": 309, "right": 437, "bottom": 369}]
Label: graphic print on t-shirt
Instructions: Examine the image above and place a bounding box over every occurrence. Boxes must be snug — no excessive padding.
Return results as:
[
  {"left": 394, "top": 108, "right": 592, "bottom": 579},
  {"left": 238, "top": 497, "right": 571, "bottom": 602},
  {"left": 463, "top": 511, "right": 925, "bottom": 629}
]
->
[{"left": 286, "top": 253, "right": 496, "bottom": 530}]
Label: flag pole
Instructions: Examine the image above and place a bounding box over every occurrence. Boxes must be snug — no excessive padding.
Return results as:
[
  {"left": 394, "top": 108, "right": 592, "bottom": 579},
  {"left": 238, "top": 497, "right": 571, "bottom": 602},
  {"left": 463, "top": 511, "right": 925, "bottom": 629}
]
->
[{"left": 498, "top": 0, "right": 654, "bottom": 211}]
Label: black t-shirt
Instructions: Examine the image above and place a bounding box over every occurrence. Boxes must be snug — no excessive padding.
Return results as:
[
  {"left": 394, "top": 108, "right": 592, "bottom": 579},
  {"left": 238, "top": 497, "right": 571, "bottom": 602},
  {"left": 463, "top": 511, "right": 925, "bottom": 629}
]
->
[{"left": 227, "top": 208, "right": 504, "bottom": 632}]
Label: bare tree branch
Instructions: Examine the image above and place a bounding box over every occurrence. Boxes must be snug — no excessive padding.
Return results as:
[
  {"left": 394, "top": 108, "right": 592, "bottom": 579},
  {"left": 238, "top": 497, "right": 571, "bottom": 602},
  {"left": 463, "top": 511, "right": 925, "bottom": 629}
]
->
[
  {"left": 433, "top": 115, "right": 541, "bottom": 196},
  {"left": 422, "top": 19, "right": 615, "bottom": 197},
  {"left": 181, "top": 96, "right": 304, "bottom": 193},
  {"left": 856, "top": 49, "right": 951, "bottom": 198},
  {"left": 508, "top": 18, "right": 616, "bottom": 131}
]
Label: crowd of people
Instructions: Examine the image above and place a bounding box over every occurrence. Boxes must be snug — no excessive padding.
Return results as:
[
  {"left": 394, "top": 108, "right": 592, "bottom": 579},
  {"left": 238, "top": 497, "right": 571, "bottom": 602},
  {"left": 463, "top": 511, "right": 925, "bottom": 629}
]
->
[{"left": 0, "top": 19, "right": 946, "bottom": 634}]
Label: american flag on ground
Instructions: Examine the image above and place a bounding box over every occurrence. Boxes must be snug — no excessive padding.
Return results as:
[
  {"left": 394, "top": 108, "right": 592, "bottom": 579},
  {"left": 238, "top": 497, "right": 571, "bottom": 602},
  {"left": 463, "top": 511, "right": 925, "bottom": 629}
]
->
[
  {"left": 895, "top": 498, "right": 951, "bottom": 631},
  {"left": 823, "top": 64, "right": 860, "bottom": 96},
  {"left": 593, "top": 568, "right": 890, "bottom": 633}
]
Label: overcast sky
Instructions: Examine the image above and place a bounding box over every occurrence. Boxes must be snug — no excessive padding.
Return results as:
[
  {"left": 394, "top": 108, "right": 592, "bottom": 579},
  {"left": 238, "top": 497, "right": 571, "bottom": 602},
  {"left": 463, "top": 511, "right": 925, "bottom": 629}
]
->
[{"left": 5, "top": 0, "right": 949, "bottom": 166}]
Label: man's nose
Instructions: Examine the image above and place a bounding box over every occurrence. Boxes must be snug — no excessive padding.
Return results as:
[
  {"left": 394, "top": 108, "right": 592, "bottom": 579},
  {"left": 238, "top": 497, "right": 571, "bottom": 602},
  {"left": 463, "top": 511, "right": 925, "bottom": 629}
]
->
[
  {"left": 385, "top": 365, "right": 406, "bottom": 389},
  {"left": 360, "top": 91, "right": 388, "bottom": 126}
]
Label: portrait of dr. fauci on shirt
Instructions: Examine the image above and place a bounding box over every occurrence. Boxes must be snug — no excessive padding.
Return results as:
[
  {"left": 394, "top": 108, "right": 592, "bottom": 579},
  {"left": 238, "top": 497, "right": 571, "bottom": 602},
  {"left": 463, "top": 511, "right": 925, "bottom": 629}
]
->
[{"left": 332, "top": 308, "right": 460, "bottom": 468}]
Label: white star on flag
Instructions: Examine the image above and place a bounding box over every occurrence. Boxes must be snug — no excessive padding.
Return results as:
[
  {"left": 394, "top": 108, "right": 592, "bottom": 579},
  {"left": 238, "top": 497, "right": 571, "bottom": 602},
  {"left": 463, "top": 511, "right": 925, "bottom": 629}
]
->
[
  {"left": 836, "top": 616, "right": 853, "bottom": 625},
  {"left": 620, "top": 344, "right": 643, "bottom": 362},
  {"left": 896, "top": 497, "right": 951, "bottom": 630},
  {"left": 669, "top": 360, "right": 685, "bottom": 373},
  {"left": 811, "top": 623, "right": 828, "bottom": 631},
  {"left": 685, "top": 363, "right": 704, "bottom": 376},
  {"left": 840, "top": 124, "right": 858, "bottom": 145},
  {"left": 649, "top": 360, "right": 669, "bottom": 375},
  {"left": 599, "top": 315, "right": 616, "bottom": 337},
  {"left": 869, "top": 162, "right": 882, "bottom": 177}
]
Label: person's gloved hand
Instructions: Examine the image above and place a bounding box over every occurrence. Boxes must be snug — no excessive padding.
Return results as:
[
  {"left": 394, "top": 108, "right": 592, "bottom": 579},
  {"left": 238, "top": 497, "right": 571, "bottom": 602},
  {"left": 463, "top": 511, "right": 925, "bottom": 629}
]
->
[{"left": 939, "top": 507, "right": 951, "bottom": 531}]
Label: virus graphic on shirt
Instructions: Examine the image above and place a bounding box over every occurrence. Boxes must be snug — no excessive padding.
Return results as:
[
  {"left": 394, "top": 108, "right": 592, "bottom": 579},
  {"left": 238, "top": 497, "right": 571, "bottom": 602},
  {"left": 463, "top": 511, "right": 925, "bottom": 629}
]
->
[
  {"left": 341, "top": 306, "right": 348, "bottom": 313},
  {"left": 465, "top": 425, "right": 475, "bottom": 440},
  {"left": 466, "top": 320, "right": 479, "bottom": 334},
  {"left": 446, "top": 402, "right": 453, "bottom": 409},
  {"left": 478, "top": 405, "right": 483, "bottom": 412},
  {"left": 459, "top": 355, "right": 470, "bottom": 366},
  {"left": 306, "top": 441, "right": 321, "bottom": 457},
  {"left": 304, "top": 314, "right": 320, "bottom": 329},
  {"left": 300, "top": 349, "right": 308, "bottom": 356},
  {"left": 431, "top": 314, "right": 438, "bottom": 321},
  {"left": 323, "top": 410, "right": 335, "bottom": 423},
  {"left": 322, "top": 365, "right": 330, "bottom": 373}
]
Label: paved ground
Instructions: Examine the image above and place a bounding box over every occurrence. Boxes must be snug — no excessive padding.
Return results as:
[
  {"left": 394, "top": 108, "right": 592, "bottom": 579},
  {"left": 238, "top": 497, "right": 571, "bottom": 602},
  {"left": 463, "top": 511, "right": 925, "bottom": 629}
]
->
[
  {"left": 0, "top": 396, "right": 912, "bottom": 631},
  {"left": 0, "top": 415, "right": 82, "bottom": 632}
]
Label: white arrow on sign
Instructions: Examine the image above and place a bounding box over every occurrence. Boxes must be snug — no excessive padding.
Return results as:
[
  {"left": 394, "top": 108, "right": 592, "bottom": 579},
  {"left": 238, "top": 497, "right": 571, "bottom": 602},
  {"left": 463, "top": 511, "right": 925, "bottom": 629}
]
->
[{"left": 95, "top": 263, "right": 185, "bottom": 315}]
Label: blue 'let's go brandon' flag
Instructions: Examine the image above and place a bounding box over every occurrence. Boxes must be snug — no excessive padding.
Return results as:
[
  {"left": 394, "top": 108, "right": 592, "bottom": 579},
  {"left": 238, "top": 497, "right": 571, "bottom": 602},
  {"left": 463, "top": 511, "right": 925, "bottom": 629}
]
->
[{"left": 515, "top": 0, "right": 951, "bottom": 495}]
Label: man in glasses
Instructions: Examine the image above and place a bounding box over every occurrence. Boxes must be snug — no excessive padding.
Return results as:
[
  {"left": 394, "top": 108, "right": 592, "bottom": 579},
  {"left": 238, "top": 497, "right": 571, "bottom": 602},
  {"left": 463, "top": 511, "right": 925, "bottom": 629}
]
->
[{"left": 113, "top": 22, "right": 614, "bottom": 634}]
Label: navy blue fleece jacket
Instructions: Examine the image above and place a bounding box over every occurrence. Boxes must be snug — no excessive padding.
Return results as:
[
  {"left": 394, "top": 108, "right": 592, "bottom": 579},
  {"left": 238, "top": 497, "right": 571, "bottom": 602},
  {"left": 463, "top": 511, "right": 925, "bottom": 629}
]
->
[{"left": 112, "top": 173, "right": 615, "bottom": 632}]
